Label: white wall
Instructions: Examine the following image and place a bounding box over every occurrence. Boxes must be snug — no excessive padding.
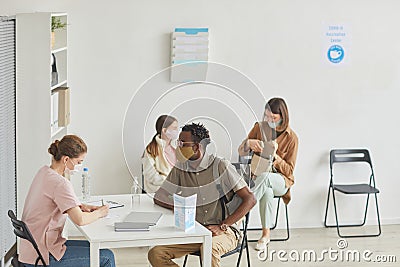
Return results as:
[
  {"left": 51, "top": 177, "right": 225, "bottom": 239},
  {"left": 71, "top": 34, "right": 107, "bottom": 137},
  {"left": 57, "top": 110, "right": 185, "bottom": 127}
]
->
[{"left": 3, "top": 0, "right": 400, "bottom": 228}]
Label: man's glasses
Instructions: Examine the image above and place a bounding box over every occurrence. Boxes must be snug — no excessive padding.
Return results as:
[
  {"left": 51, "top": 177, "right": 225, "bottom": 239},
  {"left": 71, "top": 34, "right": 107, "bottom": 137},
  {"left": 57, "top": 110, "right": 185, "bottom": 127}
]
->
[{"left": 177, "top": 140, "right": 196, "bottom": 147}]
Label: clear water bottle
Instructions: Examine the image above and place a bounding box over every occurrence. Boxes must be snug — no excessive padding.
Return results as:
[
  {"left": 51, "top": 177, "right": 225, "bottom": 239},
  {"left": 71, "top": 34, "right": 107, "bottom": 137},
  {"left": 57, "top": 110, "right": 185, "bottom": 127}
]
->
[
  {"left": 82, "top": 167, "right": 91, "bottom": 201},
  {"left": 131, "top": 176, "right": 141, "bottom": 209}
]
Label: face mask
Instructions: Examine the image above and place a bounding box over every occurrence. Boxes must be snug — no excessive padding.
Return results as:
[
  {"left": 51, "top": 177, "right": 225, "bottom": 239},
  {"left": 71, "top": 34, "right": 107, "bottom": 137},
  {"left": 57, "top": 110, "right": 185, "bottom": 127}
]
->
[
  {"left": 175, "top": 146, "right": 195, "bottom": 163},
  {"left": 165, "top": 129, "right": 179, "bottom": 140},
  {"left": 268, "top": 119, "right": 282, "bottom": 129},
  {"left": 65, "top": 159, "right": 83, "bottom": 175}
]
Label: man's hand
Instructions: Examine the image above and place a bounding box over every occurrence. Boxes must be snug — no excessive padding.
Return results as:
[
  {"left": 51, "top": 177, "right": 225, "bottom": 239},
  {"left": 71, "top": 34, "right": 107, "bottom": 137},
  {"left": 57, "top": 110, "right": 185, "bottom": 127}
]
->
[{"left": 206, "top": 225, "right": 226, "bottom": 237}]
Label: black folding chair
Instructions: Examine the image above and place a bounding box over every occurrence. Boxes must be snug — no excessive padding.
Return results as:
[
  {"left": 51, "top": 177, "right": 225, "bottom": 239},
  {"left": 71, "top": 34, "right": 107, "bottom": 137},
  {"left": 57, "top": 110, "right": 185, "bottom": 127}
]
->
[
  {"left": 8, "top": 210, "right": 47, "bottom": 267},
  {"left": 182, "top": 213, "right": 251, "bottom": 267},
  {"left": 234, "top": 161, "right": 290, "bottom": 242},
  {"left": 324, "top": 149, "right": 381, "bottom": 238}
]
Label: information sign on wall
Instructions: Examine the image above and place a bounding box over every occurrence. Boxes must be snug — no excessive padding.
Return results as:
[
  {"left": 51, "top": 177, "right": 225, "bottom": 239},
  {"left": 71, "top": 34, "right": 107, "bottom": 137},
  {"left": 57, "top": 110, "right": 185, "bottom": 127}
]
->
[{"left": 325, "top": 24, "right": 348, "bottom": 64}]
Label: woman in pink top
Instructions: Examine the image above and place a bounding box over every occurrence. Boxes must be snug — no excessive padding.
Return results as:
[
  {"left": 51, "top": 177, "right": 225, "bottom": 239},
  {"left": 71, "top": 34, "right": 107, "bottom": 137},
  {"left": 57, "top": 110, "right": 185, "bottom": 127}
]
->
[{"left": 19, "top": 135, "right": 115, "bottom": 267}]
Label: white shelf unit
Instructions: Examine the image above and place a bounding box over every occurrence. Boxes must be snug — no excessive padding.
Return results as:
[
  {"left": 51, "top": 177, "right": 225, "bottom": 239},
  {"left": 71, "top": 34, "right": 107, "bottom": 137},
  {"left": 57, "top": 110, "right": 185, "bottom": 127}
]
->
[{"left": 16, "top": 12, "right": 69, "bottom": 215}]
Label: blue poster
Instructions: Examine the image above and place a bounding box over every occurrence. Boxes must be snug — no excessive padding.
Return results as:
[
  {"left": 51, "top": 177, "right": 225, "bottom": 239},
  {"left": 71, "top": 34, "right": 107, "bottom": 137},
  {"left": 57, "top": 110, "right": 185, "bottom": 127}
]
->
[{"left": 325, "top": 25, "right": 347, "bottom": 64}]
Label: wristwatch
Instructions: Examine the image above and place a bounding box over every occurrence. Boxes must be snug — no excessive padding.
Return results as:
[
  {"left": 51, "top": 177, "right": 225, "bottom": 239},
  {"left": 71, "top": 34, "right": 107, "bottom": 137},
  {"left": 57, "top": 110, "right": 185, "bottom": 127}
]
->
[{"left": 219, "top": 223, "right": 228, "bottom": 231}]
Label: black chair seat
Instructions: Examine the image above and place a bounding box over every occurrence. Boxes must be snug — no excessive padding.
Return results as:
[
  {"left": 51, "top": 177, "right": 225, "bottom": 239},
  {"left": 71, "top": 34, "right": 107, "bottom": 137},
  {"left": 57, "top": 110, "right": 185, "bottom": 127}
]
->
[
  {"left": 221, "top": 243, "right": 243, "bottom": 257},
  {"left": 333, "top": 184, "right": 380, "bottom": 194}
]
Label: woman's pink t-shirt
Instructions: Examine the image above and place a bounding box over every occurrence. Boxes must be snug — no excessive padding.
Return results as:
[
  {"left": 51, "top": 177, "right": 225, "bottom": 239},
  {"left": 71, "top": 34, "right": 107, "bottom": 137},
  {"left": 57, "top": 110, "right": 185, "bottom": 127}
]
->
[{"left": 19, "top": 166, "right": 81, "bottom": 265}]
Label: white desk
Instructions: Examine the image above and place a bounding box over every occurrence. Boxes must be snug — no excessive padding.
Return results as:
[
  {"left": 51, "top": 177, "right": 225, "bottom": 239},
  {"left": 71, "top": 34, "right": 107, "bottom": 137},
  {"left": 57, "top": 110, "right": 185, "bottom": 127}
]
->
[{"left": 73, "top": 194, "right": 212, "bottom": 267}]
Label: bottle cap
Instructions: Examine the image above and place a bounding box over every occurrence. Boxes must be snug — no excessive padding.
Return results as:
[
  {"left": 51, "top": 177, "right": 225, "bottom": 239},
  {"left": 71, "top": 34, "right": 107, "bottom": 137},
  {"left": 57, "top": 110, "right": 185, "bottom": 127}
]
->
[{"left": 83, "top": 167, "right": 89, "bottom": 172}]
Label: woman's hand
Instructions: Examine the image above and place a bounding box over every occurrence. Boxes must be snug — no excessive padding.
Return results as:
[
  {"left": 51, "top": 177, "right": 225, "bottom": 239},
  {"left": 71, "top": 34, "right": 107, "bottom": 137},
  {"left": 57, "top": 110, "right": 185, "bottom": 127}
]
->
[
  {"left": 271, "top": 140, "right": 278, "bottom": 156},
  {"left": 95, "top": 205, "right": 109, "bottom": 218},
  {"left": 80, "top": 204, "right": 99, "bottom": 212},
  {"left": 248, "top": 139, "right": 264, "bottom": 153},
  {"left": 67, "top": 204, "right": 109, "bottom": 226}
]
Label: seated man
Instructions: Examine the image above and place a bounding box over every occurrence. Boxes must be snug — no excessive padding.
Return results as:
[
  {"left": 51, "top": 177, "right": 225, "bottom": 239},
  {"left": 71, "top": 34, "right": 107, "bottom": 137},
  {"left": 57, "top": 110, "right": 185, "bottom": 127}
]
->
[{"left": 148, "top": 122, "right": 256, "bottom": 267}]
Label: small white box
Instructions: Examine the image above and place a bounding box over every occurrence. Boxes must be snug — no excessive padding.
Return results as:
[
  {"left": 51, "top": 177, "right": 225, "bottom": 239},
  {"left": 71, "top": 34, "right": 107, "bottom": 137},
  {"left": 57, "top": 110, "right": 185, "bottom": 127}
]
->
[{"left": 174, "top": 194, "right": 197, "bottom": 232}]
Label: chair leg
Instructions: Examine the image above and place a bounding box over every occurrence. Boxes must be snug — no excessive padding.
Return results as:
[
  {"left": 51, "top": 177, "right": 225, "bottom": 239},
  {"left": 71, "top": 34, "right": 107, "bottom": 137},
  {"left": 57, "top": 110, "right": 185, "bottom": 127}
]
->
[
  {"left": 248, "top": 197, "right": 290, "bottom": 242},
  {"left": 270, "top": 197, "right": 280, "bottom": 230},
  {"left": 183, "top": 255, "right": 188, "bottom": 267},
  {"left": 327, "top": 188, "right": 381, "bottom": 238},
  {"left": 236, "top": 239, "right": 245, "bottom": 267},
  {"left": 235, "top": 223, "right": 251, "bottom": 267},
  {"left": 374, "top": 193, "right": 382, "bottom": 237},
  {"left": 323, "top": 185, "right": 332, "bottom": 227},
  {"left": 271, "top": 201, "right": 289, "bottom": 241},
  {"left": 245, "top": 235, "right": 251, "bottom": 267},
  {"left": 325, "top": 188, "right": 367, "bottom": 228},
  {"left": 361, "top": 193, "right": 371, "bottom": 226}
]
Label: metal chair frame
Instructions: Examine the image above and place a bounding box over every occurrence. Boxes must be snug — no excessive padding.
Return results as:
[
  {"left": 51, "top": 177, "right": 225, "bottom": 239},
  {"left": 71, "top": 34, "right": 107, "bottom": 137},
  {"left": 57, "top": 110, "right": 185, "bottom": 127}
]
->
[{"left": 323, "top": 149, "right": 381, "bottom": 238}]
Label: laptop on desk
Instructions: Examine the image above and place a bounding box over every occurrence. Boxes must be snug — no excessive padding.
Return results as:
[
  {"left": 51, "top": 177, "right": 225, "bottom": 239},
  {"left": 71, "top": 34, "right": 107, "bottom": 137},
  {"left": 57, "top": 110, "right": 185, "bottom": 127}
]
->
[
  {"left": 114, "top": 222, "right": 150, "bottom": 232},
  {"left": 123, "top": 211, "right": 163, "bottom": 226}
]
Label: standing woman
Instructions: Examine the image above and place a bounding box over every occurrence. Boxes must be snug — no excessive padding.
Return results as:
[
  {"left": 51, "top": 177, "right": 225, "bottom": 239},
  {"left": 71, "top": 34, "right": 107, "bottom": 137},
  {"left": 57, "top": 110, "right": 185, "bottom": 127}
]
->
[
  {"left": 142, "top": 115, "right": 179, "bottom": 193},
  {"left": 19, "top": 135, "right": 115, "bottom": 267},
  {"left": 238, "top": 97, "right": 298, "bottom": 250}
]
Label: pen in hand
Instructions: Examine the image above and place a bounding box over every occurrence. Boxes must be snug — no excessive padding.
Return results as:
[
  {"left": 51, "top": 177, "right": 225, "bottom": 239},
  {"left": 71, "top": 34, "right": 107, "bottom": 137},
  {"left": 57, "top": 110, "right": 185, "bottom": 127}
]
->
[{"left": 102, "top": 199, "right": 104, "bottom": 206}]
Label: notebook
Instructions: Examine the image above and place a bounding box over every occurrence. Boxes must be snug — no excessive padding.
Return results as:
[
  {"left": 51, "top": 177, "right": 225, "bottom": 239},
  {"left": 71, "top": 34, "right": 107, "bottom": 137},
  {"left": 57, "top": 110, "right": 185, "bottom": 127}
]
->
[
  {"left": 123, "top": 211, "right": 162, "bottom": 226},
  {"left": 114, "top": 222, "right": 150, "bottom": 232}
]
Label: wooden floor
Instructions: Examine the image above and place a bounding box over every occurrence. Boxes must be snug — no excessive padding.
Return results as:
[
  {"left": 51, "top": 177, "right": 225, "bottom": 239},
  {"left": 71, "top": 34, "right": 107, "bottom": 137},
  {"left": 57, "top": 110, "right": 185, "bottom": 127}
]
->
[{"left": 111, "top": 225, "right": 399, "bottom": 266}]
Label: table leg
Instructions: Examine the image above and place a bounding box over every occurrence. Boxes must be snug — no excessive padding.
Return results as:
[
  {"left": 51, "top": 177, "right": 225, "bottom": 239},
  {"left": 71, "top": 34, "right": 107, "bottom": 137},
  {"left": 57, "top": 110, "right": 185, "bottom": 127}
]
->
[
  {"left": 201, "top": 234, "right": 212, "bottom": 267},
  {"left": 90, "top": 242, "right": 100, "bottom": 267}
]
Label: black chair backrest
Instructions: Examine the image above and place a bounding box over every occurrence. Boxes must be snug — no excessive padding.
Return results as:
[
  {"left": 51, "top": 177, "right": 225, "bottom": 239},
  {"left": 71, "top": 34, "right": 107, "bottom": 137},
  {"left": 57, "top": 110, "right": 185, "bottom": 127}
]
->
[
  {"left": 8, "top": 210, "right": 47, "bottom": 267},
  {"left": 330, "top": 149, "right": 376, "bottom": 187},
  {"left": 330, "top": 149, "right": 372, "bottom": 168},
  {"left": 239, "top": 153, "right": 253, "bottom": 164}
]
